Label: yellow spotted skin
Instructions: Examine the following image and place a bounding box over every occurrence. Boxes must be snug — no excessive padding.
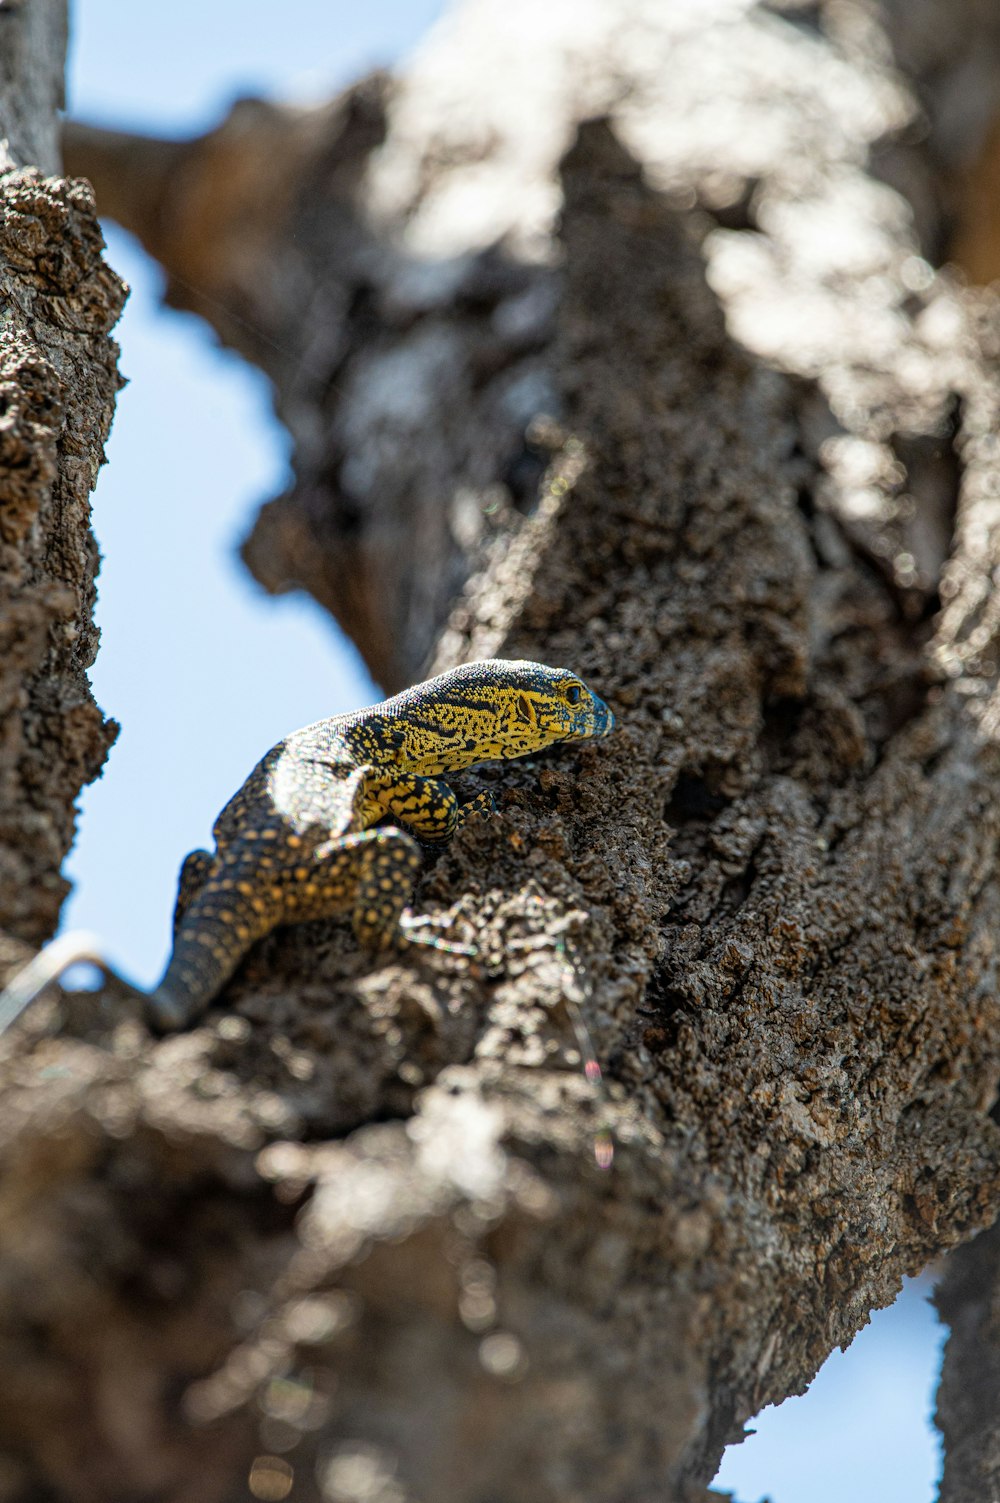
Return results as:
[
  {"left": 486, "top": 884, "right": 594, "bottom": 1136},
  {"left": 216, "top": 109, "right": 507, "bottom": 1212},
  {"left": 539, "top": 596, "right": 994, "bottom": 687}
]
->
[{"left": 149, "top": 660, "right": 614, "bottom": 1030}]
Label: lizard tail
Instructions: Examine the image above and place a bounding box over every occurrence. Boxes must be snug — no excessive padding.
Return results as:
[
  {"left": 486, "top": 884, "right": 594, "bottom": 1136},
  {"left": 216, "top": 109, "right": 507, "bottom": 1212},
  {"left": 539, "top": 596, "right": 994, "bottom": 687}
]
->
[
  {"left": 152, "top": 884, "right": 274, "bottom": 1031},
  {"left": 146, "top": 984, "right": 193, "bottom": 1033}
]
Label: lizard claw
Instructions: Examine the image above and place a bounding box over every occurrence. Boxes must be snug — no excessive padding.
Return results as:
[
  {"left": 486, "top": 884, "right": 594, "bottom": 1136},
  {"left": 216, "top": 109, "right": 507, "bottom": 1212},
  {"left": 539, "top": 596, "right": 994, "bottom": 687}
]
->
[{"left": 399, "top": 911, "right": 477, "bottom": 958}]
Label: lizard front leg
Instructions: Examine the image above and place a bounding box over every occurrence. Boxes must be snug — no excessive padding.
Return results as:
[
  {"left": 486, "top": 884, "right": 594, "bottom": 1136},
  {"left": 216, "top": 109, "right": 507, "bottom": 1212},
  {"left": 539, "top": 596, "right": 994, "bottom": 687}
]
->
[
  {"left": 365, "top": 772, "right": 495, "bottom": 842},
  {"left": 453, "top": 789, "right": 496, "bottom": 826}
]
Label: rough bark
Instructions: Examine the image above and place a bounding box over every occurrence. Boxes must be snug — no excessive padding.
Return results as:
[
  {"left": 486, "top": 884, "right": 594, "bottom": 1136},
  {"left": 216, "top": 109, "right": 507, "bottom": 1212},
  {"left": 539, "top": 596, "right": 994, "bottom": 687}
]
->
[
  {"left": 2, "top": 0, "right": 998, "bottom": 1499},
  {"left": 0, "top": 0, "right": 66, "bottom": 176},
  {"left": 935, "top": 1221, "right": 1000, "bottom": 1503},
  {"left": 0, "top": 0, "right": 122, "bottom": 949}
]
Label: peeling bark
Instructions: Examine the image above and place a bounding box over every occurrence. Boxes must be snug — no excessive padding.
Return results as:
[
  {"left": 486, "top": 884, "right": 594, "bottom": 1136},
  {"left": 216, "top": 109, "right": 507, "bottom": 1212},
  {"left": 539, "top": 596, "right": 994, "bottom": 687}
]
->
[
  {"left": 3, "top": 0, "right": 1000, "bottom": 1499},
  {"left": 0, "top": 0, "right": 123, "bottom": 947}
]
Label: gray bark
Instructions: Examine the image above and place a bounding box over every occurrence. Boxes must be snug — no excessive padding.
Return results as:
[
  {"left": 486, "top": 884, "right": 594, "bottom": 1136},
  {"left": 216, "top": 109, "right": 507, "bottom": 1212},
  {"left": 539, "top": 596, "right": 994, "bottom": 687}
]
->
[
  {"left": 0, "top": 0, "right": 122, "bottom": 949},
  {"left": 0, "top": 0, "right": 997, "bottom": 1499},
  {"left": 936, "top": 1222, "right": 1000, "bottom": 1503},
  {"left": 0, "top": 0, "right": 66, "bottom": 175}
]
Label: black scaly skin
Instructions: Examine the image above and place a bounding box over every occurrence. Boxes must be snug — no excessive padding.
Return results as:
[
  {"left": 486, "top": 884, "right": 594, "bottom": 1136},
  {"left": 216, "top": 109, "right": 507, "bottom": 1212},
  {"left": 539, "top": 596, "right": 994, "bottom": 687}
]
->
[{"left": 0, "top": 661, "right": 613, "bottom": 1034}]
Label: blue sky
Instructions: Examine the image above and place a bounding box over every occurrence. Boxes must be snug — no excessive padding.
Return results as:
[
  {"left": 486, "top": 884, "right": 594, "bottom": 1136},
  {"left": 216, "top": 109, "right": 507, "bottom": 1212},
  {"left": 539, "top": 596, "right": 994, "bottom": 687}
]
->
[
  {"left": 714, "top": 1280, "right": 944, "bottom": 1501},
  {"left": 61, "top": 5, "right": 947, "bottom": 1499}
]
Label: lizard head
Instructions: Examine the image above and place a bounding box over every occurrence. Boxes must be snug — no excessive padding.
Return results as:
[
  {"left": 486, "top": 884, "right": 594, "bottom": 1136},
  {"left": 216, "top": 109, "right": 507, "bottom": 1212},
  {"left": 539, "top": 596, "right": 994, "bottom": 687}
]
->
[{"left": 387, "top": 659, "right": 615, "bottom": 774}]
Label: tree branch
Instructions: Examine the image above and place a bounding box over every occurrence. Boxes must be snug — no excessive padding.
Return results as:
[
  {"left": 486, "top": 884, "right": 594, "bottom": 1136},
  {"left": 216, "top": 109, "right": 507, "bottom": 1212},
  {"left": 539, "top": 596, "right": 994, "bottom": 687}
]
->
[
  {"left": 936, "top": 1219, "right": 1000, "bottom": 1501},
  {"left": 3, "top": 0, "right": 998, "bottom": 1498}
]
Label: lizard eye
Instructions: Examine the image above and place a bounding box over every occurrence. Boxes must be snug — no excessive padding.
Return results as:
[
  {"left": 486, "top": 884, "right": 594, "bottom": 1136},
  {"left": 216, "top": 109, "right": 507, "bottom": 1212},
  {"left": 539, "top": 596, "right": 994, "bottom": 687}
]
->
[{"left": 565, "top": 684, "right": 582, "bottom": 705}]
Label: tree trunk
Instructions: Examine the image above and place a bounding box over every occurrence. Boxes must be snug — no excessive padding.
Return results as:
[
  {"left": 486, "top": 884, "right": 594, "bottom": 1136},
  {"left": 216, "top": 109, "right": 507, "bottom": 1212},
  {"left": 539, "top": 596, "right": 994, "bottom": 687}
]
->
[
  {"left": 3, "top": 0, "right": 1000, "bottom": 1499},
  {"left": 935, "top": 1223, "right": 1000, "bottom": 1502},
  {"left": 0, "top": 0, "right": 121, "bottom": 945}
]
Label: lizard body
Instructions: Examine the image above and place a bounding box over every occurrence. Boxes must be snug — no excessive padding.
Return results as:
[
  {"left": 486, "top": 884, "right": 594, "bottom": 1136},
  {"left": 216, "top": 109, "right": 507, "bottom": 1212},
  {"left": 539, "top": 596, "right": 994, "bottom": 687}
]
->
[{"left": 0, "top": 660, "right": 613, "bottom": 1034}]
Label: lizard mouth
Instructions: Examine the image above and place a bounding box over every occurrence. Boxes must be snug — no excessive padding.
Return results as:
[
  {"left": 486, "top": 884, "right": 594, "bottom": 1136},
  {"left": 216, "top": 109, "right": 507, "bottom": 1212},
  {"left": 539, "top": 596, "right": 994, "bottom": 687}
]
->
[
  {"left": 589, "top": 696, "right": 615, "bottom": 737},
  {"left": 558, "top": 695, "right": 615, "bottom": 742}
]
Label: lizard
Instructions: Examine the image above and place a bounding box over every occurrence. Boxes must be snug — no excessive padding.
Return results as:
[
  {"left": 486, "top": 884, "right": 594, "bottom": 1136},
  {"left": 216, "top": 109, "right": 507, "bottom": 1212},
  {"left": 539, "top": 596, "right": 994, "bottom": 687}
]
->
[{"left": 0, "top": 659, "right": 614, "bottom": 1035}]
